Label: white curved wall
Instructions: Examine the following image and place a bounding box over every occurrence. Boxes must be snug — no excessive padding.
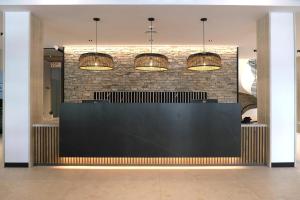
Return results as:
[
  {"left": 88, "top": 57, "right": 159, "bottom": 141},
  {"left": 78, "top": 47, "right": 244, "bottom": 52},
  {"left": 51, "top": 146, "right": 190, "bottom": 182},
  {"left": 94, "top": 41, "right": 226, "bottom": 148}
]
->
[
  {"left": 239, "top": 58, "right": 255, "bottom": 95},
  {"left": 242, "top": 108, "right": 257, "bottom": 122}
]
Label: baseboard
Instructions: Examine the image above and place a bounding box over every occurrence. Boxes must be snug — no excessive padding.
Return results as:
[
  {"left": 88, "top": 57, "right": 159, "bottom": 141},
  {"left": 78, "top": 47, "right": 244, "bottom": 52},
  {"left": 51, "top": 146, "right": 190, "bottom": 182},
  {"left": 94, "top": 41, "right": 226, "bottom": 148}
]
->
[
  {"left": 271, "top": 162, "right": 295, "bottom": 167},
  {"left": 4, "top": 163, "right": 29, "bottom": 168}
]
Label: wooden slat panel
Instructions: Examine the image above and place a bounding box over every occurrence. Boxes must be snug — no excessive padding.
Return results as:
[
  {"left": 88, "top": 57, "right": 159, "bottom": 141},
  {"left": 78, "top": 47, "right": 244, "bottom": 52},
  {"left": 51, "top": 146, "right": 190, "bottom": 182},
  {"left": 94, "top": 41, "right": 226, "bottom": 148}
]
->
[{"left": 32, "top": 124, "right": 268, "bottom": 166}]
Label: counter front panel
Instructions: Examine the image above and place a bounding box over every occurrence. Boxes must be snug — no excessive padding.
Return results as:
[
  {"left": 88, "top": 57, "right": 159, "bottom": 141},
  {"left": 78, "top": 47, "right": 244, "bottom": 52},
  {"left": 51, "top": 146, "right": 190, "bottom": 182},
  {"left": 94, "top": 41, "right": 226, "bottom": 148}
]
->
[{"left": 59, "top": 103, "right": 241, "bottom": 157}]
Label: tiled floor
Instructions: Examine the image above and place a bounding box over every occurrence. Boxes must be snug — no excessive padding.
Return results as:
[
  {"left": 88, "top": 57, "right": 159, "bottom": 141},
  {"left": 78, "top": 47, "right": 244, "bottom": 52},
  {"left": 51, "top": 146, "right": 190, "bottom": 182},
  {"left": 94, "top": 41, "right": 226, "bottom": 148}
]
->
[
  {"left": 0, "top": 135, "right": 300, "bottom": 200},
  {"left": 0, "top": 134, "right": 2, "bottom": 165}
]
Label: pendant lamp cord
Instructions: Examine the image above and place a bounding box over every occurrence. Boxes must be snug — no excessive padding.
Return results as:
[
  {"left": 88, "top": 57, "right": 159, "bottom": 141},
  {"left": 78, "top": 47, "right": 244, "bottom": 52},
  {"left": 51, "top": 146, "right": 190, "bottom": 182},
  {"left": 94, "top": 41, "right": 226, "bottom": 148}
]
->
[
  {"left": 202, "top": 20, "right": 205, "bottom": 52},
  {"left": 150, "top": 20, "right": 153, "bottom": 54},
  {"left": 95, "top": 20, "right": 98, "bottom": 53}
]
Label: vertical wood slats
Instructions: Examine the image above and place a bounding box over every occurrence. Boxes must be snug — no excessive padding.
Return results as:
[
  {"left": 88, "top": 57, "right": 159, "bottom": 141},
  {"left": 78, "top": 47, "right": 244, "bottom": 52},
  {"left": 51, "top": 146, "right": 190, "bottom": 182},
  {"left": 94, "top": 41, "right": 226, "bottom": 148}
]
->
[
  {"left": 93, "top": 91, "right": 207, "bottom": 103},
  {"left": 32, "top": 124, "right": 268, "bottom": 166}
]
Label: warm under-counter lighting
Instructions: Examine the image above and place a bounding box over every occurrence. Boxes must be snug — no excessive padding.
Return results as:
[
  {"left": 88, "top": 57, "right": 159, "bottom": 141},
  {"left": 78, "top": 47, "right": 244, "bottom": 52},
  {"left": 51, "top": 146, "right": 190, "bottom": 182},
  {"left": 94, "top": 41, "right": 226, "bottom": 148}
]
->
[
  {"left": 134, "top": 17, "right": 169, "bottom": 72},
  {"left": 79, "top": 17, "right": 114, "bottom": 71},
  {"left": 51, "top": 166, "right": 251, "bottom": 170},
  {"left": 187, "top": 18, "right": 222, "bottom": 71}
]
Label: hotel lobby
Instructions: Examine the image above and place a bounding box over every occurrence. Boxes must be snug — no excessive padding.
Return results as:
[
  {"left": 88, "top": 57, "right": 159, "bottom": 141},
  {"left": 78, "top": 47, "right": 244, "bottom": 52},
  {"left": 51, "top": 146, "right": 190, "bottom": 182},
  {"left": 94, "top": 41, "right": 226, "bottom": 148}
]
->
[{"left": 0, "top": 0, "right": 300, "bottom": 199}]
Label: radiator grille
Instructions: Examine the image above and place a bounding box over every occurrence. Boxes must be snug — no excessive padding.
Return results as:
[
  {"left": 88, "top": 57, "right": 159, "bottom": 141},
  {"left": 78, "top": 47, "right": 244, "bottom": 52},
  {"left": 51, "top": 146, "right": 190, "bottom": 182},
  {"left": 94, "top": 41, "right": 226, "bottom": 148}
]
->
[
  {"left": 93, "top": 91, "right": 207, "bottom": 103},
  {"left": 33, "top": 124, "right": 268, "bottom": 166}
]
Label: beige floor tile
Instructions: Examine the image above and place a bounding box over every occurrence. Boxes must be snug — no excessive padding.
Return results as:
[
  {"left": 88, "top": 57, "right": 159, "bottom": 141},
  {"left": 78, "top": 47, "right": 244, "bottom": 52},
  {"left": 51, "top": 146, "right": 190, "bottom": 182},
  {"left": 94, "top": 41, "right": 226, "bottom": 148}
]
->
[{"left": 0, "top": 135, "right": 300, "bottom": 200}]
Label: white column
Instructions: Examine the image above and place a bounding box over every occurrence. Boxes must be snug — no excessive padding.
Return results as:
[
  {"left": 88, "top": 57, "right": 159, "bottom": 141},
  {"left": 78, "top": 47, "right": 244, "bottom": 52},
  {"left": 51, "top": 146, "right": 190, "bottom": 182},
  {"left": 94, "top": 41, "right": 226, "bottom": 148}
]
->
[
  {"left": 257, "top": 12, "right": 296, "bottom": 167},
  {"left": 3, "top": 12, "right": 43, "bottom": 166},
  {"left": 297, "top": 58, "right": 300, "bottom": 133}
]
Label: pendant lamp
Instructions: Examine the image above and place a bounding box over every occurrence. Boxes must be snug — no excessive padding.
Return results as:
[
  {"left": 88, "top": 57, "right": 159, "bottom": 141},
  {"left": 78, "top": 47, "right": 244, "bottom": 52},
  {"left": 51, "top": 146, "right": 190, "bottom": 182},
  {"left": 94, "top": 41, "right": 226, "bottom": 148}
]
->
[
  {"left": 134, "top": 18, "right": 168, "bottom": 71},
  {"left": 187, "top": 18, "right": 222, "bottom": 71},
  {"left": 79, "top": 18, "right": 114, "bottom": 71}
]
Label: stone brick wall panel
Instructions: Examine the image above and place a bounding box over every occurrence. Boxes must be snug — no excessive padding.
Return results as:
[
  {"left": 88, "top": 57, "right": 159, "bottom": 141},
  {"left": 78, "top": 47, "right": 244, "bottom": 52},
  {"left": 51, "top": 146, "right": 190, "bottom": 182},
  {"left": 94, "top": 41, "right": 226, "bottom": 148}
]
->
[{"left": 64, "top": 46, "right": 237, "bottom": 103}]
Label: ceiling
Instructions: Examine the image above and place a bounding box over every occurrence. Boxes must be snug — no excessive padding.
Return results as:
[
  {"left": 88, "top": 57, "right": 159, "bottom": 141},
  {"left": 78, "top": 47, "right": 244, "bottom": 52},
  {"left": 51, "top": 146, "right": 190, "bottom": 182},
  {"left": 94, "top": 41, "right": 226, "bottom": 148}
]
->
[{"left": 0, "top": 5, "right": 300, "bottom": 58}]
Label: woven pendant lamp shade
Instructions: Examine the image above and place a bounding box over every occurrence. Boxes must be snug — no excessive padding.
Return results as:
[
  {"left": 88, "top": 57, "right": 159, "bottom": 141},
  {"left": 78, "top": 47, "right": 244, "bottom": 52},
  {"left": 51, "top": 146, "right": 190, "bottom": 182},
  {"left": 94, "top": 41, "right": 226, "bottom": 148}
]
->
[
  {"left": 134, "top": 17, "right": 168, "bottom": 72},
  {"left": 79, "top": 53, "right": 114, "bottom": 71},
  {"left": 187, "top": 52, "right": 221, "bottom": 71},
  {"left": 187, "top": 18, "right": 221, "bottom": 71},
  {"left": 134, "top": 53, "right": 168, "bottom": 71},
  {"left": 79, "top": 18, "right": 114, "bottom": 71}
]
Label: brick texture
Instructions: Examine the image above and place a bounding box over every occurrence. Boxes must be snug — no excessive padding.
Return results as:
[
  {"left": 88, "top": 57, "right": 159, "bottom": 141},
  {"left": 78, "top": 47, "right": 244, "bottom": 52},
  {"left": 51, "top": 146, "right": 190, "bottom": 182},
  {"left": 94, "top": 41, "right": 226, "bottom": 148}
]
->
[{"left": 64, "top": 45, "right": 237, "bottom": 103}]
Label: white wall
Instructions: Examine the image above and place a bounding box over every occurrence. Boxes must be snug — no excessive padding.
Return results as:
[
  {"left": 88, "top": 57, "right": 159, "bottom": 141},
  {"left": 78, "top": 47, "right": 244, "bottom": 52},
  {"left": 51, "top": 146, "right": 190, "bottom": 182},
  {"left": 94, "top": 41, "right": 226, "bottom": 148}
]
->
[
  {"left": 4, "top": 12, "right": 43, "bottom": 165},
  {"left": 4, "top": 12, "right": 31, "bottom": 163},
  {"left": 0, "top": 50, "right": 3, "bottom": 99},
  {"left": 297, "top": 57, "right": 300, "bottom": 133},
  {"left": 269, "top": 12, "right": 295, "bottom": 164},
  {"left": 239, "top": 58, "right": 255, "bottom": 95},
  {"left": 0, "top": 13, "right": 3, "bottom": 98},
  {"left": 257, "top": 12, "right": 296, "bottom": 165}
]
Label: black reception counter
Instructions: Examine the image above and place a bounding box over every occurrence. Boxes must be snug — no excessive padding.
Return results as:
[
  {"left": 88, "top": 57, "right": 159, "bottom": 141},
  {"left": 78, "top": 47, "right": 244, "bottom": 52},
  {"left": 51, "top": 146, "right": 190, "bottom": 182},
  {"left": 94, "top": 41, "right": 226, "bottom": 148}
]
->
[{"left": 59, "top": 103, "right": 241, "bottom": 157}]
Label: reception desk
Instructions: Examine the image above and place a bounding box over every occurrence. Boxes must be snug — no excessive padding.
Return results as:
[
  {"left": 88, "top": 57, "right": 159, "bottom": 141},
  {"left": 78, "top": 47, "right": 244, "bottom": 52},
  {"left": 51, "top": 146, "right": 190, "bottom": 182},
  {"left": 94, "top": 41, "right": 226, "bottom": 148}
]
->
[
  {"left": 32, "top": 101, "right": 268, "bottom": 166},
  {"left": 32, "top": 123, "right": 267, "bottom": 166},
  {"left": 59, "top": 103, "right": 241, "bottom": 158}
]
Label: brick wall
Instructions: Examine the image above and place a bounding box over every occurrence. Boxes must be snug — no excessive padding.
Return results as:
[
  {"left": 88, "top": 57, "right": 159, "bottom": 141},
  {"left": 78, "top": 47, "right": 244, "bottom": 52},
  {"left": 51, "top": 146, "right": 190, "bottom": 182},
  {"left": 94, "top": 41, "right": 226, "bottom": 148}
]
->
[{"left": 64, "top": 45, "right": 237, "bottom": 103}]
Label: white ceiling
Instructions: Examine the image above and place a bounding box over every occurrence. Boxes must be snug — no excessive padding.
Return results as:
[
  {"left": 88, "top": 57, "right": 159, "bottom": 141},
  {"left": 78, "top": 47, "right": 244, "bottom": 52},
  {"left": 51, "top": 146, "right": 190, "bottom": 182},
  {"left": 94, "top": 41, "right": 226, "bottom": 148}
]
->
[
  {"left": 0, "top": 5, "right": 300, "bottom": 58},
  {"left": 1, "top": 0, "right": 300, "bottom": 6}
]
